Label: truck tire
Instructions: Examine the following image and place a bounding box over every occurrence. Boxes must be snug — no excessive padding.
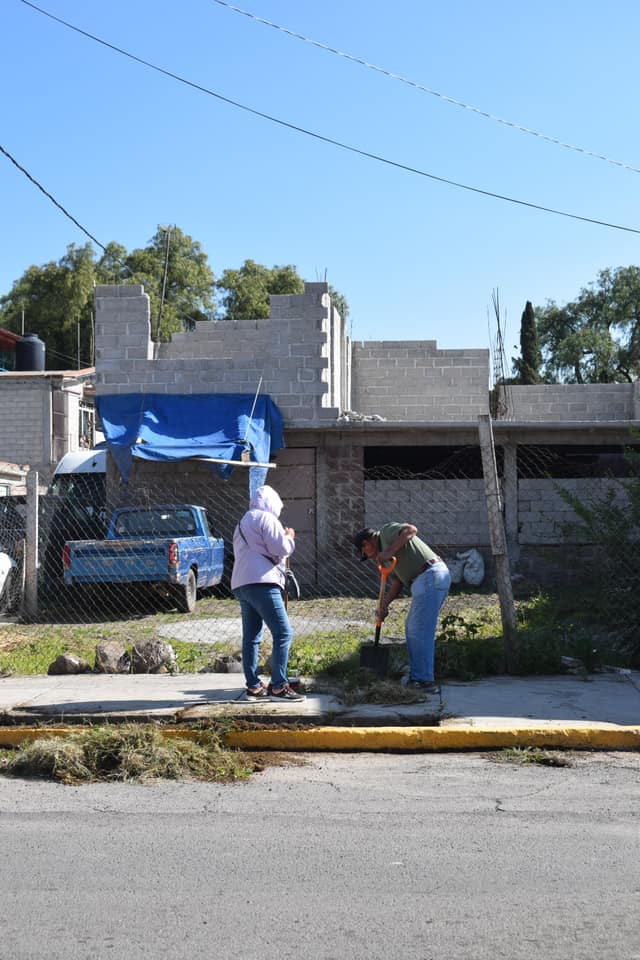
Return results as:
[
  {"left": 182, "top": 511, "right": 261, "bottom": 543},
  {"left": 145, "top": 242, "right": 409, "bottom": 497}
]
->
[{"left": 176, "top": 569, "right": 197, "bottom": 614}]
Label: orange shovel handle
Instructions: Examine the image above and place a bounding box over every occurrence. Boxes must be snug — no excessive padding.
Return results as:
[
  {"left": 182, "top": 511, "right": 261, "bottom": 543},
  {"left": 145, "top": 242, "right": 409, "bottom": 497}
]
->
[
  {"left": 377, "top": 556, "right": 397, "bottom": 578},
  {"left": 375, "top": 556, "right": 397, "bottom": 627}
]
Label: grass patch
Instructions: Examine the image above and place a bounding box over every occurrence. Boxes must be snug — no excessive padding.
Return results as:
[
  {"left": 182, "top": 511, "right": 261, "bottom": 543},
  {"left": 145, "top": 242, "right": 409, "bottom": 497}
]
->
[
  {"left": 1, "top": 586, "right": 626, "bottom": 683},
  {"left": 288, "top": 629, "right": 367, "bottom": 677},
  {"left": 0, "top": 724, "right": 257, "bottom": 784}
]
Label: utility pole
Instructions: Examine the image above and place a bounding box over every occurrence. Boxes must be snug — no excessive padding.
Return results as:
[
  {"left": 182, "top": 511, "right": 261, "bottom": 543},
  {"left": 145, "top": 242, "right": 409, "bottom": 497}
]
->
[{"left": 154, "top": 226, "right": 172, "bottom": 358}]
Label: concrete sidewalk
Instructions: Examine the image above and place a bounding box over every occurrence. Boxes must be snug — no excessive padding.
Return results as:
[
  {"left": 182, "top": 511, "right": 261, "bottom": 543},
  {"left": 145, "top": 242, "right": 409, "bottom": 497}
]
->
[{"left": 1, "top": 670, "right": 639, "bottom": 750}]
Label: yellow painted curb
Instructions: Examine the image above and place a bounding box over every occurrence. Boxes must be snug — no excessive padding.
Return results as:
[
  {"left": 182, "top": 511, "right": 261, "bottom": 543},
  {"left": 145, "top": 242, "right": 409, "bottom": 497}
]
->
[
  {"left": 0, "top": 728, "right": 76, "bottom": 747},
  {"left": 224, "top": 724, "right": 640, "bottom": 751},
  {"left": 1, "top": 724, "right": 639, "bottom": 752}
]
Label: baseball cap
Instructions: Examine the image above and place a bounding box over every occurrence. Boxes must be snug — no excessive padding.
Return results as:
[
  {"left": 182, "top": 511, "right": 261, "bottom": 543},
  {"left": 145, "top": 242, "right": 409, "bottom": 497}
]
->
[{"left": 353, "top": 528, "right": 377, "bottom": 560}]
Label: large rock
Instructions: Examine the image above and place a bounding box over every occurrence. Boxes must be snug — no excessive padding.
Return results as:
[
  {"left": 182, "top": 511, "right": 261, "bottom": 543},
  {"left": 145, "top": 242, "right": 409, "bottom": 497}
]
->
[
  {"left": 131, "top": 638, "right": 177, "bottom": 674},
  {"left": 95, "top": 641, "right": 131, "bottom": 674},
  {"left": 47, "top": 653, "right": 92, "bottom": 675}
]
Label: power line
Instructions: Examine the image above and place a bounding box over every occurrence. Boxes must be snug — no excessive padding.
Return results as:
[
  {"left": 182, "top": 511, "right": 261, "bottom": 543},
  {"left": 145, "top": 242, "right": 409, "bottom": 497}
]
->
[
  {"left": 0, "top": 143, "right": 110, "bottom": 255},
  {"left": 16, "top": 0, "right": 640, "bottom": 237},
  {"left": 210, "top": 0, "right": 640, "bottom": 177},
  {"left": 0, "top": 142, "right": 201, "bottom": 331}
]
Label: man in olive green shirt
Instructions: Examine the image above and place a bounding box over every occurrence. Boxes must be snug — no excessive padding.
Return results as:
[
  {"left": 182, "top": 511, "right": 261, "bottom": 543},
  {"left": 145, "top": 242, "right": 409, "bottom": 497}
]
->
[{"left": 353, "top": 523, "right": 451, "bottom": 691}]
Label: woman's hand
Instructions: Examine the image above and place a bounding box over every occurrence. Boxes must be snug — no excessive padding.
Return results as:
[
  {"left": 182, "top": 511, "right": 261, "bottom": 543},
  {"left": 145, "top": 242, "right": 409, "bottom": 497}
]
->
[{"left": 284, "top": 527, "right": 295, "bottom": 539}]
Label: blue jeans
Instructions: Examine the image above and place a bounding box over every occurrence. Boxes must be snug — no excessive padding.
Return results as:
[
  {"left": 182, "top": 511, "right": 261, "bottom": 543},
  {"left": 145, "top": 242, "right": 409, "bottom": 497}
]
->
[
  {"left": 405, "top": 563, "right": 451, "bottom": 682},
  {"left": 233, "top": 583, "right": 293, "bottom": 689}
]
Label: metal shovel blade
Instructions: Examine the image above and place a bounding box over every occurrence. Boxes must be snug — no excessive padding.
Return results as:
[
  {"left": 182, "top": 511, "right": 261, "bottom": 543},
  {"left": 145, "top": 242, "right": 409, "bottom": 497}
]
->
[
  {"left": 359, "top": 640, "right": 390, "bottom": 678},
  {"left": 360, "top": 643, "right": 389, "bottom": 679},
  {"left": 360, "top": 557, "right": 396, "bottom": 679}
]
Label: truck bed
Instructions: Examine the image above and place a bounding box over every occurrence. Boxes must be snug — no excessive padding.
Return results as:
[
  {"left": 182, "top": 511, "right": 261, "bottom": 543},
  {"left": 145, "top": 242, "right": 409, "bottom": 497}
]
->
[{"left": 66, "top": 538, "right": 177, "bottom": 583}]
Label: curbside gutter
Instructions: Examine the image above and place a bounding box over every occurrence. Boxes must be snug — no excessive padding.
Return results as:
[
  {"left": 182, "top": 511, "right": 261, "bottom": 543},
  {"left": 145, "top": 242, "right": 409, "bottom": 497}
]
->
[{"left": 1, "top": 724, "right": 640, "bottom": 751}]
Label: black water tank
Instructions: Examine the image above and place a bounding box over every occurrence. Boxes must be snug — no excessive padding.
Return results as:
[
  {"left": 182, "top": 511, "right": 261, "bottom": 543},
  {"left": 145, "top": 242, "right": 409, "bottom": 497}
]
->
[{"left": 15, "top": 332, "right": 46, "bottom": 371}]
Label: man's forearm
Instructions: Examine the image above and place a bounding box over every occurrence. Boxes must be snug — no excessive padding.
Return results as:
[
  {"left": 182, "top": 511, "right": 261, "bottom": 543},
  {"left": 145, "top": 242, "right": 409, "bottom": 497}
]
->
[{"left": 386, "top": 578, "right": 403, "bottom": 604}]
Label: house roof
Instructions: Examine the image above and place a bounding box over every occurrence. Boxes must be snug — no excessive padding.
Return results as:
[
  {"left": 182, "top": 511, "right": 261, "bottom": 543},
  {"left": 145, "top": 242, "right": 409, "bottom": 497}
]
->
[
  {"left": 0, "top": 328, "right": 21, "bottom": 350},
  {"left": 0, "top": 367, "right": 95, "bottom": 379},
  {"left": 0, "top": 461, "right": 28, "bottom": 477}
]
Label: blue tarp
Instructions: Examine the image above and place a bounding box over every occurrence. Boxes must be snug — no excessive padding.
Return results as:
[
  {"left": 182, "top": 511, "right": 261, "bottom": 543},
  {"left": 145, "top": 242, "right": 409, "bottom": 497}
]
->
[{"left": 95, "top": 393, "right": 284, "bottom": 483}]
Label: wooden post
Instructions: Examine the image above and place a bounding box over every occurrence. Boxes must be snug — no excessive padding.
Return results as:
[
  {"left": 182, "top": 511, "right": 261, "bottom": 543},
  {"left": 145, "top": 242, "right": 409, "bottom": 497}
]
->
[
  {"left": 478, "top": 415, "right": 518, "bottom": 672},
  {"left": 24, "top": 469, "right": 39, "bottom": 619},
  {"left": 503, "top": 443, "right": 520, "bottom": 566}
]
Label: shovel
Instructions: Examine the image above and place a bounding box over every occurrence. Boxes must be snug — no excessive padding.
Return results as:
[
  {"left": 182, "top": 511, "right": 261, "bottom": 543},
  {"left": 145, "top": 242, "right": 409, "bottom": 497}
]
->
[{"left": 359, "top": 557, "right": 397, "bottom": 678}]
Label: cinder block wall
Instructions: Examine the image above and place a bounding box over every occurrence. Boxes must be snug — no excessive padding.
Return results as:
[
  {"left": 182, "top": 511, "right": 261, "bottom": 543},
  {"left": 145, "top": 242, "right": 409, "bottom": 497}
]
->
[
  {"left": 0, "top": 376, "right": 85, "bottom": 480},
  {"left": 94, "top": 282, "right": 345, "bottom": 424},
  {"left": 351, "top": 341, "right": 489, "bottom": 420},
  {"left": 518, "top": 477, "right": 629, "bottom": 543},
  {"left": 95, "top": 284, "right": 493, "bottom": 425},
  {"left": 0, "top": 379, "right": 50, "bottom": 469},
  {"left": 499, "top": 384, "right": 635, "bottom": 421},
  {"left": 365, "top": 478, "right": 489, "bottom": 547}
]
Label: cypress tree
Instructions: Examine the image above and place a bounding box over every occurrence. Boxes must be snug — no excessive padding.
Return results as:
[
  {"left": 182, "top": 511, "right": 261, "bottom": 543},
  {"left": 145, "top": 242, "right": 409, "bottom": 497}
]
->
[{"left": 515, "top": 300, "right": 542, "bottom": 383}]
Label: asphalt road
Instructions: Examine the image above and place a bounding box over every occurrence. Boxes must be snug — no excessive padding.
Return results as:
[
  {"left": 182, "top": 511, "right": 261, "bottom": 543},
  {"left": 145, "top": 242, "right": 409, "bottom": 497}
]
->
[{"left": 1, "top": 752, "right": 639, "bottom": 960}]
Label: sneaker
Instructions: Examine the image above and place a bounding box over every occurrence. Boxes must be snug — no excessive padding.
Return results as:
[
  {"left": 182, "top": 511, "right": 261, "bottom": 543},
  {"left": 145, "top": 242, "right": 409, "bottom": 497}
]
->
[
  {"left": 267, "top": 678, "right": 305, "bottom": 695},
  {"left": 245, "top": 682, "right": 269, "bottom": 701},
  {"left": 268, "top": 684, "right": 306, "bottom": 702},
  {"left": 403, "top": 679, "right": 440, "bottom": 694}
]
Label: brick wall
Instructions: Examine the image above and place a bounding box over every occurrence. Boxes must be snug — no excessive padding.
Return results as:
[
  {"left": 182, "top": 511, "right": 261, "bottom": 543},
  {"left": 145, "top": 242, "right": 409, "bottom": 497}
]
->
[
  {"left": 94, "top": 283, "right": 494, "bottom": 425},
  {"left": 518, "top": 476, "right": 629, "bottom": 544},
  {"left": 0, "top": 379, "right": 50, "bottom": 471},
  {"left": 352, "top": 341, "right": 489, "bottom": 421},
  {"left": 94, "top": 282, "right": 345, "bottom": 425},
  {"left": 499, "top": 383, "right": 635, "bottom": 421},
  {"left": 364, "top": 478, "right": 489, "bottom": 547},
  {"left": 0, "top": 376, "right": 86, "bottom": 479}
]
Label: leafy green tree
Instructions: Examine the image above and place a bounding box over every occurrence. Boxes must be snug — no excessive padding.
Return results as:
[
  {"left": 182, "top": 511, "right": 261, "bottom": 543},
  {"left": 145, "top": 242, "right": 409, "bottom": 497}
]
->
[
  {"left": 512, "top": 300, "right": 542, "bottom": 384},
  {"left": 216, "top": 260, "right": 350, "bottom": 322},
  {"left": 122, "top": 227, "right": 215, "bottom": 338},
  {"left": 216, "top": 260, "right": 304, "bottom": 321},
  {"left": 0, "top": 243, "right": 96, "bottom": 368},
  {"left": 536, "top": 266, "right": 640, "bottom": 383},
  {"left": 0, "top": 240, "right": 349, "bottom": 366},
  {"left": 0, "top": 228, "right": 217, "bottom": 365}
]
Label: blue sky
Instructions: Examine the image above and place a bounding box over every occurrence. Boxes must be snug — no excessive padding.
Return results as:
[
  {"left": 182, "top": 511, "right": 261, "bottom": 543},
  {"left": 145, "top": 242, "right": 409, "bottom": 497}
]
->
[{"left": 2, "top": 0, "right": 640, "bottom": 361}]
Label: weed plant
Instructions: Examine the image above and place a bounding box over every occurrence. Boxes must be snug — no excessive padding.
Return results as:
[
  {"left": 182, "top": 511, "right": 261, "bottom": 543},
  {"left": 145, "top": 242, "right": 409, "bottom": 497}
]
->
[{"left": 497, "top": 747, "right": 572, "bottom": 767}]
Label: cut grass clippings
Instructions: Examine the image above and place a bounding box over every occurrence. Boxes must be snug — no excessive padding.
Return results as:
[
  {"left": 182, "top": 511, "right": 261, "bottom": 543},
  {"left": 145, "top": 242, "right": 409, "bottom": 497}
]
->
[{"left": 0, "top": 723, "right": 281, "bottom": 785}]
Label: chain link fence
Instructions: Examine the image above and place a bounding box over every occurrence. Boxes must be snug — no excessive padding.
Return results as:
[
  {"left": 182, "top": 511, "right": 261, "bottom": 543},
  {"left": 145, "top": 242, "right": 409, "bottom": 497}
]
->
[
  {"left": 0, "top": 447, "right": 499, "bottom": 672},
  {"left": 3, "top": 435, "right": 636, "bottom": 672},
  {"left": 515, "top": 441, "right": 640, "bottom": 655}
]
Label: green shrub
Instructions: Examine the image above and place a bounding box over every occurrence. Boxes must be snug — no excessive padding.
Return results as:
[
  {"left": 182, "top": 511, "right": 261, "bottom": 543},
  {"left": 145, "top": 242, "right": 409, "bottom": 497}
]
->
[{"left": 435, "top": 614, "right": 504, "bottom": 680}]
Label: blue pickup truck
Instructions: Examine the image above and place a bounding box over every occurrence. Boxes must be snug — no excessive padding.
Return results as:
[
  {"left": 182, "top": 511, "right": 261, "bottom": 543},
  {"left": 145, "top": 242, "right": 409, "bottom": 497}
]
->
[{"left": 62, "top": 504, "right": 224, "bottom": 614}]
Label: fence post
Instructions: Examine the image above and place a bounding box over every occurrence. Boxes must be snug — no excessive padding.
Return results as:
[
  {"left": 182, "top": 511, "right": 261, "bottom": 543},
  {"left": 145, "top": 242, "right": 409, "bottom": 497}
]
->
[
  {"left": 24, "top": 469, "right": 39, "bottom": 619},
  {"left": 478, "top": 415, "right": 518, "bottom": 672},
  {"left": 502, "top": 443, "right": 519, "bottom": 565}
]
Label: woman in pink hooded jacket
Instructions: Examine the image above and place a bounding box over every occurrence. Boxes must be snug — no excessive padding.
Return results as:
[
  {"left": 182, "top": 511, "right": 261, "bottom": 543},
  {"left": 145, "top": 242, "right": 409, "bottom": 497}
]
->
[{"left": 231, "top": 485, "right": 305, "bottom": 702}]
